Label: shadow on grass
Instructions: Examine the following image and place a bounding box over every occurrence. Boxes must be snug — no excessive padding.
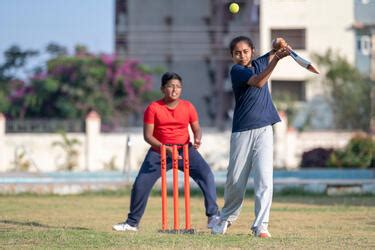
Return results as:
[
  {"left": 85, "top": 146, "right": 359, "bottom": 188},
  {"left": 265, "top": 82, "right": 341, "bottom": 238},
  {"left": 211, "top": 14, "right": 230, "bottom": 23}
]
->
[{"left": 0, "top": 220, "right": 89, "bottom": 230}]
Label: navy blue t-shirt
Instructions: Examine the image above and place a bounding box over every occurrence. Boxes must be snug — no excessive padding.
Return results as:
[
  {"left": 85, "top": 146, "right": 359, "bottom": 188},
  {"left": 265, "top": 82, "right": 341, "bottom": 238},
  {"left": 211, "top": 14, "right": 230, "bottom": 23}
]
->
[{"left": 230, "top": 52, "right": 281, "bottom": 132}]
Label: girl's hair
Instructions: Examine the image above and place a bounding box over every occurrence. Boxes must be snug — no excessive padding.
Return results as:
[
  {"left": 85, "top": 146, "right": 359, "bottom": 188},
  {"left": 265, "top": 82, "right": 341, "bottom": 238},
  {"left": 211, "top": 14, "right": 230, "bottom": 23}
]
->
[
  {"left": 161, "top": 72, "right": 182, "bottom": 87},
  {"left": 229, "top": 36, "right": 255, "bottom": 55}
]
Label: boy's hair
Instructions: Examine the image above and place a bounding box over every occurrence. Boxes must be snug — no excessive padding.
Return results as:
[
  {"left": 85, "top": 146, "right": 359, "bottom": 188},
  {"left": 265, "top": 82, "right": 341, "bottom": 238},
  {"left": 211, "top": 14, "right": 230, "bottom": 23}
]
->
[
  {"left": 161, "top": 72, "right": 182, "bottom": 87},
  {"left": 229, "top": 36, "right": 255, "bottom": 55}
]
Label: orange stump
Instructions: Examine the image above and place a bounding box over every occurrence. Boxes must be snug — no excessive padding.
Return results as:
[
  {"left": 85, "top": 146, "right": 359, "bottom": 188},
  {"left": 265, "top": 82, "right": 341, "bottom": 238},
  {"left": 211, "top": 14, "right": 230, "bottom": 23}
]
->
[
  {"left": 160, "top": 145, "right": 167, "bottom": 230},
  {"left": 159, "top": 144, "right": 194, "bottom": 234},
  {"left": 172, "top": 145, "right": 179, "bottom": 231},
  {"left": 183, "top": 144, "right": 191, "bottom": 230}
]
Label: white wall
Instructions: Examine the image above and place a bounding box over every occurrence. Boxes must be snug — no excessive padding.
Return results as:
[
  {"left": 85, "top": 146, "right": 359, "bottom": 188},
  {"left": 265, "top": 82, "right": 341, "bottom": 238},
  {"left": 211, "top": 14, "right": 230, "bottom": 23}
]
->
[
  {"left": 0, "top": 113, "right": 360, "bottom": 172},
  {"left": 260, "top": 0, "right": 355, "bottom": 99}
]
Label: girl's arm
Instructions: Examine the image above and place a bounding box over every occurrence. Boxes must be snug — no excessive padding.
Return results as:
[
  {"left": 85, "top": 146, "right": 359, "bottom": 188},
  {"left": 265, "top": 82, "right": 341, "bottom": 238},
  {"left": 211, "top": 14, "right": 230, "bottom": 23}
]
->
[
  {"left": 247, "top": 47, "right": 289, "bottom": 88},
  {"left": 247, "top": 37, "right": 289, "bottom": 88}
]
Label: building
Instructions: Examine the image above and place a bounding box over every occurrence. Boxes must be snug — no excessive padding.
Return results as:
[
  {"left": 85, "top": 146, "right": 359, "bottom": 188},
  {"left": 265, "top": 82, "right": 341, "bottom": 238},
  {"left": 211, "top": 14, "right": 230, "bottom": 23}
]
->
[
  {"left": 115, "top": 0, "right": 260, "bottom": 128},
  {"left": 353, "top": 0, "right": 375, "bottom": 77},
  {"left": 353, "top": 0, "right": 375, "bottom": 133},
  {"left": 115, "top": 0, "right": 367, "bottom": 131},
  {"left": 260, "top": 0, "right": 356, "bottom": 130}
]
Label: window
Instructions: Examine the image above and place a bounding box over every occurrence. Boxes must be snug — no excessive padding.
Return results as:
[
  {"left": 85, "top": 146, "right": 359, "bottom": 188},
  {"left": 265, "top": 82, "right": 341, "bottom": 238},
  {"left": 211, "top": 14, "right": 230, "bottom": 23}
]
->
[
  {"left": 271, "top": 80, "right": 306, "bottom": 102},
  {"left": 271, "top": 29, "right": 306, "bottom": 50},
  {"left": 360, "top": 35, "right": 371, "bottom": 56}
]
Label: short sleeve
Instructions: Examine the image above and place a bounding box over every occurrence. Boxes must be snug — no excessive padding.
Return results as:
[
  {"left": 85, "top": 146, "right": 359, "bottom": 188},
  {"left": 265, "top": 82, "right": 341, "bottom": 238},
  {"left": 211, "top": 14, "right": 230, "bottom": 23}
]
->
[
  {"left": 188, "top": 102, "right": 198, "bottom": 123},
  {"left": 144, "top": 104, "right": 156, "bottom": 124},
  {"left": 230, "top": 64, "right": 255, "bottom": 88},
  {"left": 253, "top": 52, "right": 270, "bottom": 71}
]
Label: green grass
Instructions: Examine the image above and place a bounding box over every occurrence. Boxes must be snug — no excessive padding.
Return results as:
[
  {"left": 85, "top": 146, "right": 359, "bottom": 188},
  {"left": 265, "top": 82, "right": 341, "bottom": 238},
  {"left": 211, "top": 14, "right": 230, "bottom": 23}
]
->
[{"left": 1, "top": 189, "right": 374, "bottom": 249}]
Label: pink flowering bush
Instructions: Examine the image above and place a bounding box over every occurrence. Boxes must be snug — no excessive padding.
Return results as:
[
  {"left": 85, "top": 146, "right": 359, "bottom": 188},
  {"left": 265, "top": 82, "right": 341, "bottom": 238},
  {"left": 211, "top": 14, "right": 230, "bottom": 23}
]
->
[{"left": 3, "top": 47, "right": 162, "bottom": 128}]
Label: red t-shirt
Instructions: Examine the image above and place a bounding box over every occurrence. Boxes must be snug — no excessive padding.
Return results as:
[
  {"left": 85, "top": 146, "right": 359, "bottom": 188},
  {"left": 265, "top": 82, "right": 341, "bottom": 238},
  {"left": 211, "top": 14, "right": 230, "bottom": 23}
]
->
[{"left": 144, "top": 99, "right": 198, "bottom": 150}]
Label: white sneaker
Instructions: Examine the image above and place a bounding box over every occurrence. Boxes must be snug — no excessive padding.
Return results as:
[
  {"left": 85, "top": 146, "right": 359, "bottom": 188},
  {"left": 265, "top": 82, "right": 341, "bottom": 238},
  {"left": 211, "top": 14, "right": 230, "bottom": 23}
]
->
[
  {"left": 112, "top": 222, "right": 138, "bottom": 232},
  {"left": 207, "top": 215, "right": 221, "bottom": 229},
  {"left": 211, "top": 220, "right": 231, "bottom": 235}
]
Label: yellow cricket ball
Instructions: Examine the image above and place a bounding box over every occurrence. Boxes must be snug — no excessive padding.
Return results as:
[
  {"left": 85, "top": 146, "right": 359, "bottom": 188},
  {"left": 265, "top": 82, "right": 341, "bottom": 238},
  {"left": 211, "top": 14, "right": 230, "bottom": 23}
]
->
[{"left": 229, "top": 3, "right": 239, "bottom": 14}]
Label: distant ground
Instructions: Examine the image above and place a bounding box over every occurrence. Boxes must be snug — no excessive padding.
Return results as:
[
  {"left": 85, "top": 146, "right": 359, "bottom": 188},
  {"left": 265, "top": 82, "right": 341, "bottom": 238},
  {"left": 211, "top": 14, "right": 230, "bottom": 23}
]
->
[{"left": 0, "top": 190, "right": 374, "bottom": 249}]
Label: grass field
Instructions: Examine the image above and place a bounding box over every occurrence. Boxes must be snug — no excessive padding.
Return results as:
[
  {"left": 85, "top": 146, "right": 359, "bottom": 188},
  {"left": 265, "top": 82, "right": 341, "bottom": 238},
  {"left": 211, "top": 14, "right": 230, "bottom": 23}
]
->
[{"left": 0, "top": 189, "right": 374, "bottom": 249}]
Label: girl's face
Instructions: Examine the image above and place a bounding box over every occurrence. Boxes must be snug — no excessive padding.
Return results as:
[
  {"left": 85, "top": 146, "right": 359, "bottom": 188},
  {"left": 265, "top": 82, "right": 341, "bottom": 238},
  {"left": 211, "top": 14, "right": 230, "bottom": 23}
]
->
[
  {"left": 161, "top": 79, "right": 182, "bottom": 101},
  {"left": 231, "top": 41, "right": 253, "bottom": 67}
]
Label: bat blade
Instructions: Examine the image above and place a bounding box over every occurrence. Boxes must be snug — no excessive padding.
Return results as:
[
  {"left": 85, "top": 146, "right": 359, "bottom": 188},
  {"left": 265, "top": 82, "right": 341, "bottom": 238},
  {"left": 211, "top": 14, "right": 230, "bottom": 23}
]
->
[{"left": 289, "top": 50, "right": 319, "bottom": 74}]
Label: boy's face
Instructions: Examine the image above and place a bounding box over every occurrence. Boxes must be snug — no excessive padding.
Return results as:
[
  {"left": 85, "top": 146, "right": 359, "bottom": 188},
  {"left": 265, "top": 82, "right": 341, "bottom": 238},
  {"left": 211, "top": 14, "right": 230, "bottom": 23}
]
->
[
  {"left": 161, "top": 79, "right": 182, "bottom": 101},
  {"left": 232, "top": 41, "right": 253, "bottom": 67}
]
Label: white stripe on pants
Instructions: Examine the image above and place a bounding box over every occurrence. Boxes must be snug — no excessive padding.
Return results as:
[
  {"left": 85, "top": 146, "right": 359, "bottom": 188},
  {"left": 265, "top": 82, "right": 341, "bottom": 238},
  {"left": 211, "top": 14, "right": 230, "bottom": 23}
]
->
[{"left": 220, "top": 125, "right": 273, "bottom": 230}]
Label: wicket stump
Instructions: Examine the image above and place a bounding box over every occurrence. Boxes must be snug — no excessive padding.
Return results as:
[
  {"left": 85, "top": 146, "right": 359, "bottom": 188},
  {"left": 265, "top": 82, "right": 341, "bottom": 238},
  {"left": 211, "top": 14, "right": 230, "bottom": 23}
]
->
[{"left": 159, "top": 144, "right": 194, "bottom": 234}]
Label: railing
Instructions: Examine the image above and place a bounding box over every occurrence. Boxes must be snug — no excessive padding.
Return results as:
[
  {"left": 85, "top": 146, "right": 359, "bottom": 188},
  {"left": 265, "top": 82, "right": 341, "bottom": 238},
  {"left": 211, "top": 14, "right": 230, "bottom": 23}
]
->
[
  {"left": 6, "top": 119, "right": 84, "bottom": 133},
  {"left": 101, "top": 115, "right": 143, "bottom": 133}
]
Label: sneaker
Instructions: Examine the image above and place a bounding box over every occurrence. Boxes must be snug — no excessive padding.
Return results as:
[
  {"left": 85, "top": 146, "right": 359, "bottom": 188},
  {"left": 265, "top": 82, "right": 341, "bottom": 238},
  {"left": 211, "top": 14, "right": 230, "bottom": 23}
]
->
[
  {"left": 211, "top": 220, "right": 231, "bottom": 235},
  {"left": 207, "top": 214, "right": 221, "bottom": 229},
  {"left": 252, "top": 226, "right": 271, "bottom": 238},
  {"left": 112, "top": 222, "right": 138, "bottom": 232}
]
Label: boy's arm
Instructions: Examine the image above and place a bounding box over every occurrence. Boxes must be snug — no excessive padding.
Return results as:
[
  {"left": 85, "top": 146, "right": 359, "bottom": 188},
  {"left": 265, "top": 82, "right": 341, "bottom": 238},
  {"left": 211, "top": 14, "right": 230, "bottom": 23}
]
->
[
  {"left": 143, "top": 123, "right": 162, "bottom": 148},
  {"left": 143, "top": 123, "right": 181, "bottom": 158},
  {"left": 190, "top": 121, "right": 202, "bottom": 149}
]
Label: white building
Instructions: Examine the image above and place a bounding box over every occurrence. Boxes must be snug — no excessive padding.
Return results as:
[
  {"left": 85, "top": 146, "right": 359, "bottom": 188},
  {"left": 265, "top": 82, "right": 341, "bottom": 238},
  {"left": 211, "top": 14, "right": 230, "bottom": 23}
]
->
[{"left": 260, "top": 0, "right": 356, "bottom": 129}]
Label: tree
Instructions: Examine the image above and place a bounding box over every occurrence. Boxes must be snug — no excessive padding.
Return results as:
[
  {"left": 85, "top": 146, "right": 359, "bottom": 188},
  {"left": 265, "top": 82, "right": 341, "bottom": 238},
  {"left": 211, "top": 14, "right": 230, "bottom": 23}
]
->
[
  {"left": 0, "top": 45, "right": 39, "bottom": 79},
  {"left": 0, "top": 44, "right": 163, "bottom": 128},
  {"left": 314, "top": 50, "right": 372, "bottom": 131},
  {"left": 46, "top": 43, "right": 68, "bottom": 57},
  {"left": 0, "top": 46, "right": 38, "bottom": 114}
]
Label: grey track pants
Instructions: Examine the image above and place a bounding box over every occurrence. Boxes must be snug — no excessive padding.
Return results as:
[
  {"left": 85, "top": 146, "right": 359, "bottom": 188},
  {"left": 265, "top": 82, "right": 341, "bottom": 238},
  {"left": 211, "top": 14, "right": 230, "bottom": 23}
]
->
[{"left": 220, "top": 125, "right": 274, "bottom": 230}]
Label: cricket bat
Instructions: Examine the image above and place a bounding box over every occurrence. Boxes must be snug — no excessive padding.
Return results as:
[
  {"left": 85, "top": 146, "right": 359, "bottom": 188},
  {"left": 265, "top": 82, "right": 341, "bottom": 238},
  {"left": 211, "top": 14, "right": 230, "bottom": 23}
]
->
[{"left": 288, "top": 49, "right": 319, "bottom": 74}]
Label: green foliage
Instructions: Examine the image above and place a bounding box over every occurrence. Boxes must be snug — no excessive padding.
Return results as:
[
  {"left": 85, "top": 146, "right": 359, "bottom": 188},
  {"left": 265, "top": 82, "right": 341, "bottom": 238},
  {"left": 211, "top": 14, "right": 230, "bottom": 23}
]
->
[
  {"left": 300, "top": 148, "right": 333, "bottom": 168},
  {"left": 46, "top": 43, "right": 67, "bottom": 56},
  {"left": 273, "top": 93, "right": 298, "bottom": 126},
  {"left": 141, "top": 90, "right": 163, "bottom": 102},
  {"left": 327, "top": 134, "right": 375, "bottom": 168},
  {"left": 313, "top": 50, "right": 372, "bottom": 131},
  {"left": 0, "top": 43, "right": 162, "bottom": 128},
  {"left": 0, "top": 45, "right": 38, "bottom": 77},
  {"left": 0, "top": 90, "right": 10, "bottom": 113},
  {"left": 138, "top": 64, "right": 166, "bottom": 75},
  {"left": 11, "top": 148, "right": 32, "bottom": 172},
  {"left": 0, "top": 46, "right": 38, "bottom": 115},
  {"left": 103, "top": 156, "right": 119, "bottom": 171},
  {"left": 52, "top": 132, "right": 81, "bottom": 171}
]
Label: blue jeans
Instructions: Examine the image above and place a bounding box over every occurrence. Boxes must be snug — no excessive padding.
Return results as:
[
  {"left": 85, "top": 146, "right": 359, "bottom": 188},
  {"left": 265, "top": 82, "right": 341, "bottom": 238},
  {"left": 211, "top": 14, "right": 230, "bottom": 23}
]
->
[{"left": 125, "top": 144, "right": 218, "bottom": 227}]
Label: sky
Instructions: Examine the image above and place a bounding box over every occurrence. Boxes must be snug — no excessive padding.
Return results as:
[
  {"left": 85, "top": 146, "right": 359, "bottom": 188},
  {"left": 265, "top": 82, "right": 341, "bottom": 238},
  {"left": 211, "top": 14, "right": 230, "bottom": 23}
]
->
[{"left": 0, "top": 0, "right": 114, "bottom": 72}]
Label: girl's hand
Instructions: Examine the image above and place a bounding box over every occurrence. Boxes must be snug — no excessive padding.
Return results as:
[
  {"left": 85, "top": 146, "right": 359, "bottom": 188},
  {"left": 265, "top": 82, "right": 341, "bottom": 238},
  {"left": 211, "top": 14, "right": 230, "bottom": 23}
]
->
[
  {"left": 272, "top": 37, "right": 288, "bottom": 50},
  {"left": 274, "top": 47, "right": 290, "bottom": 60}
]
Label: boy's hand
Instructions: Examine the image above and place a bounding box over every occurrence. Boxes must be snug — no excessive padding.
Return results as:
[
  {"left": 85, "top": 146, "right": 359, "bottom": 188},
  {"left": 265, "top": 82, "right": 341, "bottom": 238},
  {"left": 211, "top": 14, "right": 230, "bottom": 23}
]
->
[
  {"left": 194, "top": 138, "right": 201, "bottom": 149},
  {"left": 166, "top": 146, "right": 182, "bottom": 159}
]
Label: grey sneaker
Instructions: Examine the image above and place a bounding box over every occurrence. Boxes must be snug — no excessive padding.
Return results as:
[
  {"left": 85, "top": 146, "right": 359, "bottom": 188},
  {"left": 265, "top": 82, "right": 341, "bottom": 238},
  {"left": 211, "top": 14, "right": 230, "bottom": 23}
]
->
[
  {"left": 211, "top": 220, "right": 231, "bottom": 235},
  {"left": 207, "top": 214, "right": 220, "bottom": 229},
  {"left": 112, "top": 222, "right": 138, "bottom": 232}
]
